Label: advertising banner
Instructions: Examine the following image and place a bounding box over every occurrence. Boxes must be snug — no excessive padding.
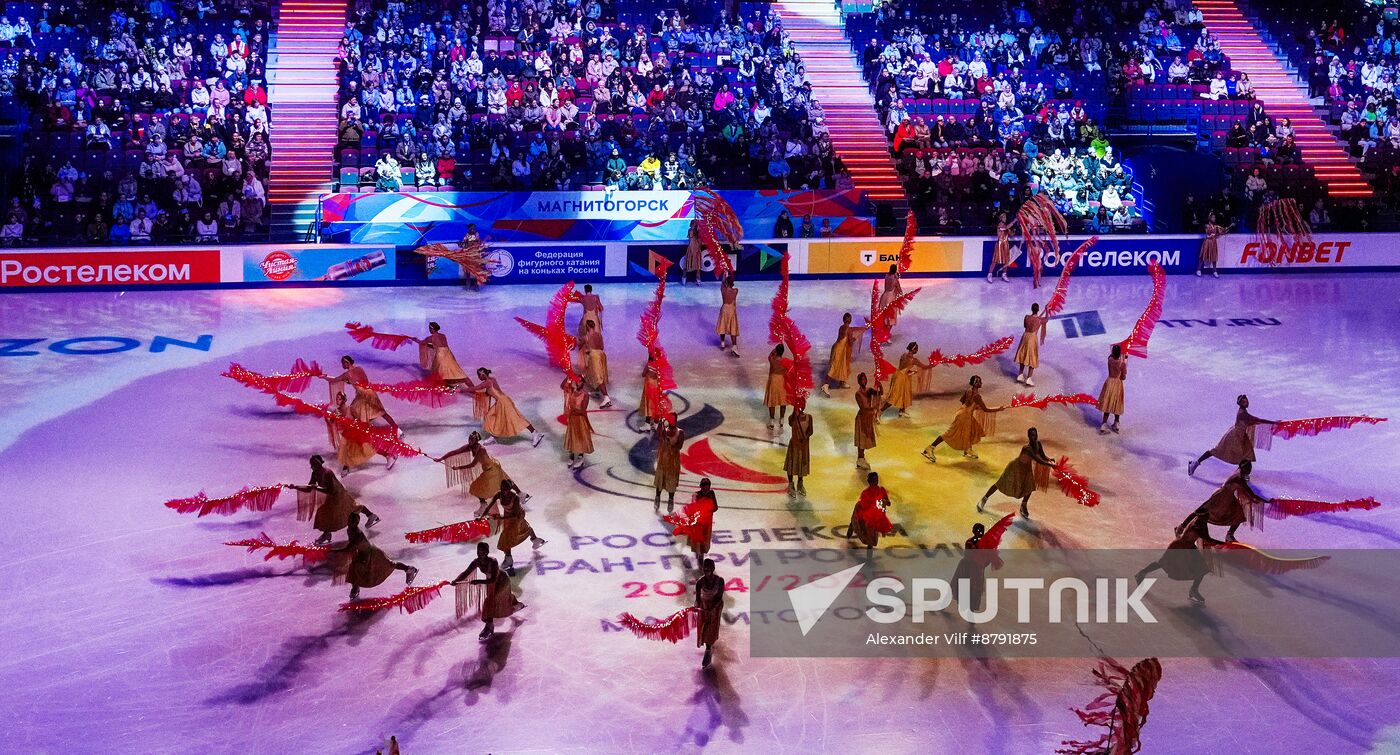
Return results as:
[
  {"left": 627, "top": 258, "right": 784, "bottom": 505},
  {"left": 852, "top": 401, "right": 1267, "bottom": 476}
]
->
[
  {"left": 1217, "top": 233, "right": 1386, "bottom": 269},
  {"left": 0, "top": 249, "right": 222, "bottom": 288},
  {"left": 980, "top": 235, "right": 1200, "bottom": 276},
  {"left": 623, "top": 242, "right": 784, "bottom": 280},
  {"left": 808, "top": 238, "right": 967, "bottom": 275},
  {"left": 427, "top": 244, "right": 607, "bottom": 283},
  {"left": 243, "top": 246, "right": 397, "bottom": 284}
]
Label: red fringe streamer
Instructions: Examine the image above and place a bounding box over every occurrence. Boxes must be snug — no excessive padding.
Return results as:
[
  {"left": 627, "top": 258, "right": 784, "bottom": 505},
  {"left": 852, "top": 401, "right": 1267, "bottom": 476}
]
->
[
  {"left": 352, "top": 376, "right": 456, "bottom": 407},
  {"left": 768, "top": 258, "right": 814, "bottom": 408},
  {"left": 1117, "top": 262, "right": 1167, "bottom": 358},
  {"left": 926, "top": 336, "right": 1015, "bottom": 368},
  {"left": 869, "top": 287, "right": 923, "bottom": 384},
  {"left": 1270, "top": 415, "right": 1387, "bottom": 441},
  {"left": 404, "top": 518, "right": 493, "bottom": 544},
  {"left": 663, "top": 500, "right": 714, "bottom": 543},
  {"left": 340, "top": 581, "right": 450, "bottom": 615},
  {"left": 977, "top": 513, "right": 1017, "bottom": 551},
  {"left": 545, "top": 282, "right": 581, "bottom": 381},
  {"left": 693, "top": 188, "right": 740, "bottom": 278},
  {"left": 1254, "top": 198, "right": 1312, "bottom": 265},
  {"left": 618, "top": 607, "right": 698, "bottom": 643},
  {"left": 1016, "top": 194, "right": 1067, "bottom": 288},
  {"left": 1207, "top": 541, "right": 1331, "bottom": 574},
  {"left": 344, "top": 322, "right": 417, "bottom": 351},
  {"left": 1052, "top": 456, "right": 1101, "bottom": 507},
  {"left": 225, "top": 532, "right": 332, "bottom": 564},
  {"left": 1042, "top": 237, "right": 1097, "bottom": 318},
  {"left": 637, "top": 256, "right": 677, "bottom": 410},
  {"left": 1057, "top": 657, "right": 1163, "bottom": 755},
  {"left": 269, "top": 390, "right": 424, "bottom": 459},
  {"left": 223, "top": 359, "right": 323, "bottom": 394},
  {"left": 1262, "top": 496, "right": 1380, "bottom": 520},
  {"left": 897, "top": 212, "right": 916, "bottom": 274},
  {"left": 515, "top": 317, "right": 578, "bottom": 351},
  {"left": 1010, "top": 393, "right": 1099, "bottom": 410},
  {"left": 165, "top": 484, "right": 285, "bottom": 517}
]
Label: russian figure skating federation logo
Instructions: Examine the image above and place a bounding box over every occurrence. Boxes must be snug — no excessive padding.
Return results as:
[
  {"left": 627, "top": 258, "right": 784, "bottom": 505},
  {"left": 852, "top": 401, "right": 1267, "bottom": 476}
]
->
[{"left": 485, "top": 249, "right": 515, "bottom": 277}]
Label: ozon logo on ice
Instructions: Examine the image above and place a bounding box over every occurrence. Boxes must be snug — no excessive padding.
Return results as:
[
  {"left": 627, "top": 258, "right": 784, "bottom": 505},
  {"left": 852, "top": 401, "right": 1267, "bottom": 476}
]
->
[
  {"left": 259, "top": 250, "right": 297, "bottom": 281},
  {"left": 1241, "top": 240, "right": 1352, "bottom": 265}
]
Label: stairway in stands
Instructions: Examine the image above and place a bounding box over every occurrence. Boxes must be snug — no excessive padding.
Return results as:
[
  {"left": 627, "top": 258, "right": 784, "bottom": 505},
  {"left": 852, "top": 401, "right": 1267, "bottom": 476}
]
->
[
  {"left": 267, "top": 0, "right": 345, "bottom": 240},
  {"left": 1196, "top": 0, "right": 1372, "bottom": 198},
  {"left": 774, "top": 0, "right": 906, "bottom": 208}
]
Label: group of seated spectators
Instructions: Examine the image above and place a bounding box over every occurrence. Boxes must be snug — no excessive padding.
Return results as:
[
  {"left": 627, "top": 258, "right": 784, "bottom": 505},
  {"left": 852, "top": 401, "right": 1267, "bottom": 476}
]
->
[
  {"left": 0, "top": 0, "right": 272, "bottom": 244},
  {"left": 335, "top": 0, "right": 847, "bottom": 192}
]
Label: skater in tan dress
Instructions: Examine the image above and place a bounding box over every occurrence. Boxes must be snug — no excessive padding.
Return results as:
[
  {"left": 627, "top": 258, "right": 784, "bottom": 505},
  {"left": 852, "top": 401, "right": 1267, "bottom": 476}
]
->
[
  {"left": 576, "top": 284, "right": 605, "bottom": 344},
  {"left": 989, "top": 213, "right": 1013, "bottom": 282},
  {"left": 452, "top": 541, "right": 524, "bottom": 640},
  {"left": 332, "top": 512, "right": 417, "bottom": 601},
  {"left": 469, "top": 367, "right": 544, "bottom": 446},
  {"left": 638, "top": 349, "right": 667, "bottom": 432},
  {"left": 418, "top": 322, "right": 470, "bottom": 385},
  {"left": 821, "top": 312, "right": 868, "bottom": 396},
  {"left": 435, "top": 431, "right": 516, "bottom": 514},
  {"left": 579, "top": 320, "right": 614, "bottom": 408},
  {"left": 1096, "top": 344, "right": 1128, "bottom": 434},
  {"left": 695, "top": 557, "right": 725, "bottom": 667},
  {"left": 853, "top": 371, "right": 883, "bottom": 469},
  {"left": 562, "top": 374, "right": 594, "bottom": 469},
  {"left": 1188, "top": 395, "right": 1277, "bottom": 476},
  {"left": 1179, "top": 460, "right": 1271, "bottom": 542},
  {"left": 292, "top": 455, "right": 380, "bottom": 545},
  {"left": 327, "top": 355, "right": 400, "bottom": 435},
  {"left": 483, "top": 479, "right": 546, "bottom": 575},
  {"left": 327, "top": 391, "right": 388, "bottom": 473},
  {"left": 684, "top": 223, "right": 706, "bottom": 285},
  {"left": 652, "top": 415, "right": 685, "bottom": 511},
  {"left": 785, "top": 404, "right": 813, "bottom": 496},
  {"left": 922, "top": 375, "right": 1005, "bottom": 462},
  {"left": 978, "top": 427, "right": 1056, "bottom": 518},
  {"left": 878, "top": 264, "right": 903, "bottom": 329},
  {"left": 764, "top": 344, "right": 790, "bottom": 432},
  {"left": 1197, "top": 214, "right": 1230, "bottom": 278},
  {"left": 716, "top": 275, "right": 740, "bottom": 356},
  {"left": 881, "top": 342, "right": 925, "bottom": 418},
  {"left": 1013, "top": 303, "right": 1047, "bottom": 386}
]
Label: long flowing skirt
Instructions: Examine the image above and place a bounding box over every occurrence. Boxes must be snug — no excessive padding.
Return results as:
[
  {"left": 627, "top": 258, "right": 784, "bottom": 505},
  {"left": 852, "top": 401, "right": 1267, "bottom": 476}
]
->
[
  {"left": 497, "top": 516, "right": 535, "bottom": 551},
  {"left": 784, "top": 437, "right": 810, "bottom": 476},
  {"left": 584, "top": 350, "right": 609, "bottom": 389},
  {"left": 654, "top": 447, "right": 680, "bottom": 492},
  {"left": 763, "top": 372, "right": 788, "bottom": 408},
  {"left": 1209, "top": 423, "right": 1256, "bottom": 464},
  {"left": 1097, "top": 376, "right": 1125, "bottom": 415},
  {"left": 941, "top": 405, "right": 993, "bottom": 451},
  {"left": 350, "top": 390, "right": 387, "bottom": 423},
  {"left": 1014, "top": 333, "right": 1039, "bottom": 368},
  {"left": 715, "top": 302, "right": 740, "bottom": 336},
  {"left": 431, "top": 346, "right": 469, "bottom": 381},
  {"left": 565, "top": 413, "right": 594, "bottom": 455},
  {"left": 468, "top": 457, "right": 510, "bottom": 500},
  {"left": 696, "top": 604, "right": 721, "bottom": 646},
  {"left": 827, "top": 337, "right": 852, "bottom": 383},
  {"left": 1200, "top": 237, "right": 1219, "bottom": 265},
  {"left": 484, "top": 392, "right": 532, "bottom": 439},
  {"left": 887, "top": 369, "right": 914, "bottom": 409},
  {"left": 346, "top": 546, "right": 396, "bottom": 588},
  {"left": 994, "top": 457, "right": 1051, "bottom": 498},
  {"left": 854, "top": 410, "right": 878, "bottom": 450}
]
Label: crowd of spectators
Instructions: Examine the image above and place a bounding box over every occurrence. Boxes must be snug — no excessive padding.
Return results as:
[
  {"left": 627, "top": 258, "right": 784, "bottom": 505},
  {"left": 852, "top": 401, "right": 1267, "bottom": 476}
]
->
[
  {"left": 335, "top": 1, "right": 849, "bottom": 192},
  {"left": 0, "top": 0, "right": 273, "bottom": 245}
]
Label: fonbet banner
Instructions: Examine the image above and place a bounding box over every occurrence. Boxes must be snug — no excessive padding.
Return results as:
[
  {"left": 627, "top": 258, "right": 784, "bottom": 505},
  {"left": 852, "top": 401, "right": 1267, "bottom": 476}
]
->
[
  {"left": 749, "top": 549, "right": 1400, "bottom": 658},
  {"left": 1218, "top": 233, "right": 1381, "bottom": 269}
]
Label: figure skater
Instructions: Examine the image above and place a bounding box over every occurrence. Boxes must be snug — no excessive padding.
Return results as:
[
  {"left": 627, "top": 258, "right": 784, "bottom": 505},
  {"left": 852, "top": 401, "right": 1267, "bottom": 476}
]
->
[
  {"left": 469, "top": 367, "right": 544, "bottom": 446},
  {"left": 1013, "top": 302, "right": 1047, "bottom": 386},
  {"left": 327, "top": 355, "right": 400, "bottom": 435},
  {"left": 435, "top": 431, "right": 518, "bottom": 515},
  {"left": 764, "top": 343, "right": 790, "bottom": 432},
  {"left": 1180, "top": 460, "right": 1272, "bottom": 543},
  {"left": 785, "top": 403, "right": 813, "bottom": 496},
  {"left": 1135, "top": 510, "right": 1220, "bottom": 604},
  {"left": 978, "top": 427, "right": 1056, "bottom": 518},
  {"left": 579, "top": 319, "right": 614, "bottom": 408},
  {"left": 452, "top": 541, "right": 524, "bottom": 640},
  {"left": 716, "top": 275, "right": 740, "bottom": 356},
  {"left": 989, "top": 212, "right": 1014, "bottom": 282},
  {"left": 293, "top": 455, "right": 379, "bottom": 545},
  {"left": 821, "top": 312, "right": 868, "bottom": 396},
  {"left": 848, "top": 471, "right": 892, "bottom": 551},
  {"left": 878, "top": 263, "right": 903, "bottom": 329},
  {"left": 1188, "top": 395, "right": 1277, "bottom": 476},
  {"left": 881, "top": 342, "right": 925, "bottom": 418},
  {"left": 418, "top": 322, "right": 471, "bottom": 385},
  {"left": 577, "top": 283, "right": 604, "bottom": 343},
  {"left": 923, "top": 375, "right": 1004, "bottom": 462},
  {"left": 1197, "top": 214, "right": 1230, "bottom": 278},
  {"left": 484, "top": 479, "right": 546, "bottom": 575},
  {"left": 653, "top": 414, "right": 685, "bottom": 511},
  {"left": 1097, "top": 344, "right": 1127, "bottom": 434},
  {"left": 333, "top": 512, "right": 417, "bottom": 602},
  {"left": 695, "top": 557, "right": 725, "bottom": 667},
  {"left": 854, "top": 372, "right": 882, "bottom": 469},
  {"left": 563, "top": 374, "right": 594, "bottom": 469}
]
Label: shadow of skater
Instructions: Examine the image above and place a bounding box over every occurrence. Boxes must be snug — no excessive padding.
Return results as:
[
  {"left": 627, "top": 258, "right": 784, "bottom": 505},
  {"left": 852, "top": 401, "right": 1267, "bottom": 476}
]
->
[
  {"left": 206, "top": 612, "right": 384, "bottom": 705},
  {"left": 682, "top": 660, "right": 749, "bottom": 747},
  {"left": 463, "top": 619, "right": 519, "bottom": 705}
]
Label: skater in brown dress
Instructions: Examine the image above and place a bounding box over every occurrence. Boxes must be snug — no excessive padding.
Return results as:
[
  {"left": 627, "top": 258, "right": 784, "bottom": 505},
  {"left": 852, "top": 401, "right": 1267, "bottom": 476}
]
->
[
  {"left": 485, "top": 479, "right": 546, "bottom": 575},
  {"left": 1096, "top": 344, "right": 1128, "bottom": 434},
  {"left": 579, "top": 320, "right": 614, "bottom": 408},
  {"left": 989, "top": 213, "right": 1013, "bottom": 282},
  {"left": 563, "top": 374, "right": 594, "bottom": 469},
  {"left": 328, "top": 391, "right": 386, "bottom": 473},
  {"left": 652, "top": 415, "right": 685, "bottom": 511},
  {"left": 470, "top": 367, "right": 544, "bottom": 446},
  {"left": 923, "top": 375, "right": 1005, "bottom": 462},
  {"left": 327, "top": 355, "right": 400, "bottom": 434},
  {"left": 684, "top": 223, "right": 706, "bottom": 285},
  {"left": 452, "top": 541, "right": 524, "bottom": 640},
  {"left": 716, "top": 276, "right": 740, "bottom": 356},
  {"left": 293, "top": 455, "right": 379, "bottom": 545},
  {"left": 419, "top": 322, "right": 470, "bottom": 385},
  {"left": 1188, "top": 395, "right": 1277, "bottom": 476},
  {"left": 1179, "top": 460, "right": 1271, "bottom": 542},
  {"left": 764, "top": 344, "right": 790, "bottom": 431},
  {"left": 1013, "top": 303, "right": 1047, "bottom": 386},
  {"left": 1197, "top": 214, "right": 1230, "bottom": 278},
  {"left": 1136, "top": 511, "right": 1221, "bottom": 604},
  {"left": 785, "top": 404, "right": 813, "bottom": 496},
  {"left": 821, "top": 312, "right": 868, "bottom": 396},
  {"left": 333, "top": 512, "right": 418, "bottom": 601},
  {"left": 577, "top": 284, "right": 605, "bottom": 343},
  {"left": 435, "top": 431, "right": 515, "bottom": 515},
  {"left": 978, "top": 427, "right": 1056, "bottom": 519},
  {"left": 638, "top": 350, "right": 666, "bottom": 432},
  {"left": 881, "top": 342, "right": 925, "bottom": 418},
  {"left": 854, "top": 372, "right": 882, "bottom": 469},
  {"left": 695, "top": 557, "right": 725, "bottom": 667}
]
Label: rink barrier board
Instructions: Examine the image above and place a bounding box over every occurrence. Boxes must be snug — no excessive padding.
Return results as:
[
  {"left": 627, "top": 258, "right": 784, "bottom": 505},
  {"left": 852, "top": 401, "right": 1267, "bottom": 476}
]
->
[{"left": 1, "top": 234, "right": 1396, "bottom": 291}]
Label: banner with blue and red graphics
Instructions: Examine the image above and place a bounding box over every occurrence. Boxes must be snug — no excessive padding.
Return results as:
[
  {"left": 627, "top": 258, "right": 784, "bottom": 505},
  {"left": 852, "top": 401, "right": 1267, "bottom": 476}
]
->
[{"left": 318, "top": 189, "right": 874, "bottom": 245}]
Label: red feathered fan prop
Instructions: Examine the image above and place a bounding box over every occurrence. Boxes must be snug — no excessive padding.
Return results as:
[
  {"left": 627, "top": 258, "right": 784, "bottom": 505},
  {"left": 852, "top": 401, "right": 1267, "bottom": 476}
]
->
[
  {"left": 1052, "top": 456, "right": 1101, "bottom": 507},
  {"left": 1260, "top": 495, "right": 1381, "bottom": 520},
  {"left": 978, "top": 512, "right": 1017, "bottom": 551},
  {"left": 341, "top": 581, "right": 450, "bottom": 614},
  {"left": 543, "top": 282, "right": 581, "bottom": 382},
  {"left": 868, "top": 287, "right": 923, "bottom": 383},
  {"left": 404, "top": 518, "right": 493, "bottom": 544},
  {"left": 925, "top": 336, "right": 1015, "bottom": 369},
  {"left": 1010, "top": 392, "right": 1099, "bottom": 410},
  {"left": 223, "top": 359, "right": 323, "bottom": 394},
  {"left": 165, "top": 484, "right": 286, "bottom": 517},
  {"left": 768, "top": 258, "right": 814, "bottom": 409},
  {"left": 344, "top": 322, "right": 417, "bottom": 351},
  {"left": 617, "top": 607, "right": 699, "bottom": 643},
  {"left": 1016, "top": 194, "right": 1068, "bottom": 289},
  {"left": 664, "top": 499, "right": 715, "bottom": 543},
  {"left": 635, "top": 259, "right": 678, "bottom": 415},
  {"left": 1042, "top": 237, "right": 1097, "bottom": 318},
  {"left": 1117, "top": 262, "right": 1167, "bottom": 358},
  {"left": 897, "top": 212, "right": 916, "bottom": 273},
  {"left": 1254, "top": 198, "right": 1311, "bottom": 265},
  {"left": 412, "top": 237, "right": 497, "bottom": 284},
  {"left": 515, "top": 317, "right": 578, "bottom": 351},
  {"left": 693, "top": 187, "right": 740, "bottom": 279},
  {"left": 1256, "top": 415, "right": 1387, "bottom": 451},
  {"left": 1057, "top": 657, "right": 1163, "bottom": 755},
  {"left": 225, "top": 532, "right": 332, "bottom": 564},
  {"left": 1207, "top": 541, "right": 1331, "bottom": 575}
]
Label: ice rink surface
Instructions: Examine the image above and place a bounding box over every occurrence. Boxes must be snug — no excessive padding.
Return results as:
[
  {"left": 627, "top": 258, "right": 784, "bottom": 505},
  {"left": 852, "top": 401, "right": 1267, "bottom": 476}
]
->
[{"left": 2, "top": 272, "right": 1399, "bottom": 754}]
